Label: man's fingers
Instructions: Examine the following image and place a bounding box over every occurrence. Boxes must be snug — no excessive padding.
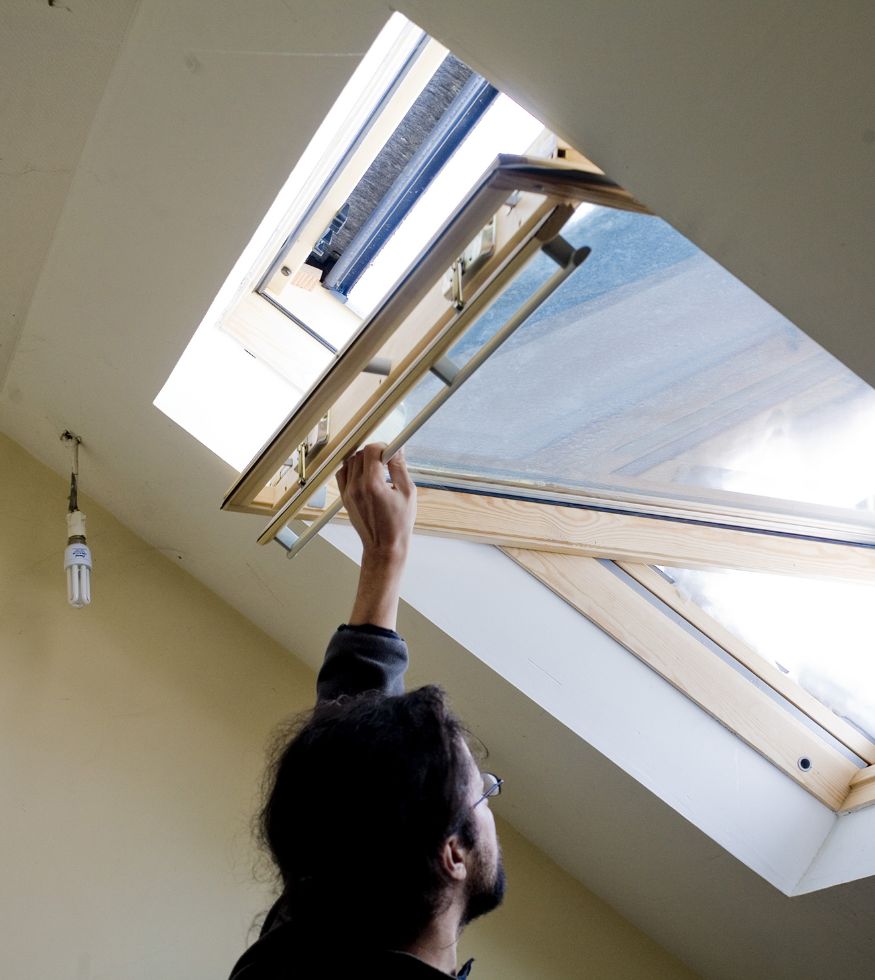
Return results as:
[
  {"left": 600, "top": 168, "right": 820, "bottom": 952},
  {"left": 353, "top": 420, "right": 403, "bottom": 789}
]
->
[
  {"left": 386, "top": 449, "right": 415, "bottom": 496},
  {"left": 347, "top": 449, "right": 364, "bottom": 485},
  {"left": 338, "top": 451, "right": 363, "bottom": 508},
  {"left": 334, "top": 443, "right": 416, "bottom": 554},
  {"left": 339, "top": 442, "right": 414, "bottom": 503},
  {"left": 361, "top": 442, "right": 388, "bottom": 486},
  {"left": 336, "top": 458, "right": 348, "bottom": 497}
]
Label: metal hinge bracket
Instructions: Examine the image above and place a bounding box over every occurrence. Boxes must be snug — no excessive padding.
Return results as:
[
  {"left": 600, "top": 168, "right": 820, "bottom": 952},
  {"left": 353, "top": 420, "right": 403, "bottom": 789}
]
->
[{"left": 294, "top": 412, "right": 331, "bottom": 487}]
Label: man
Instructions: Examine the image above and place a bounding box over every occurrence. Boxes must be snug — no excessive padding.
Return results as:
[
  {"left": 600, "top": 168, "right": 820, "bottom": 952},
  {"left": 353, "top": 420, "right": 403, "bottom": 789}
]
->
[{"left": 229, "top": 443, "right": 506, "bottom": 979}]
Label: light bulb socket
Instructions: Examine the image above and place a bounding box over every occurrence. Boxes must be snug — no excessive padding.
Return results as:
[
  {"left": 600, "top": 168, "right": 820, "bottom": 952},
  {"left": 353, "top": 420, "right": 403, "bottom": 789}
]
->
[
  {"left": 66, "top": 510, "right": 87, "bottom": 539},
  {"left": 64, "top": 510, "right": 92, "bottom": 578}
]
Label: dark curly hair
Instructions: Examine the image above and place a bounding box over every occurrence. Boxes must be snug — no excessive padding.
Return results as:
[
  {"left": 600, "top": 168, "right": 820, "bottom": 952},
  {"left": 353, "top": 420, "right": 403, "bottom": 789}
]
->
[{"left": 259, "top": 685, "right": 478, "bottom": 950}]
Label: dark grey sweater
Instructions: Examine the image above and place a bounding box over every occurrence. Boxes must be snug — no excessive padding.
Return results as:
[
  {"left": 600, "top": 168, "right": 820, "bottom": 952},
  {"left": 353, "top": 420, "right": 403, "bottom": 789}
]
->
[{"left": 315, "top": 623, "right": 409, "bottom": 702}]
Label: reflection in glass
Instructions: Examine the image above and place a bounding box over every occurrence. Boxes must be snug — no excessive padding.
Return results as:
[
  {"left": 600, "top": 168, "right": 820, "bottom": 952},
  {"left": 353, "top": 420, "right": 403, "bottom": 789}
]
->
[{"left": 661, "top": 566, "right": 875, "bottom": 743}]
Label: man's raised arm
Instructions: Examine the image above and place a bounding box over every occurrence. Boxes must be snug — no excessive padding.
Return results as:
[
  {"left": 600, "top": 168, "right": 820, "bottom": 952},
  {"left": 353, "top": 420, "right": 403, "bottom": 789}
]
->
[{"left": 315, "top": 443, "right": 417, "bottom": 703}]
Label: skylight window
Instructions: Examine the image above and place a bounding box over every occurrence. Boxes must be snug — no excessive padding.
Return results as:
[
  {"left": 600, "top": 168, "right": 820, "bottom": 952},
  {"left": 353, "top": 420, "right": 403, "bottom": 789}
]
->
[
  {"left": 156, "top": 13, "right": 554, "bottom": 473},
  {"left": 154, "top": 7, "right": 875, "bottom": 841}
]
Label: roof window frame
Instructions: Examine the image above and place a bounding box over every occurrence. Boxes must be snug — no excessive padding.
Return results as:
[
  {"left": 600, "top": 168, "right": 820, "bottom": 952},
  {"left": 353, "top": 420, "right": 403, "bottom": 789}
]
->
[{"left": 296, "top": 480, "right": 875, "bottom": 811}]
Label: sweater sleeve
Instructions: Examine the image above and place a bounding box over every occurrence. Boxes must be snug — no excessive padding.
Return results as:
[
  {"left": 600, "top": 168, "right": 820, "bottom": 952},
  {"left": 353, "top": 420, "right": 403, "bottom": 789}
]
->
[{"left": 315, "top": 624, "right": 409, "bottom": 702}]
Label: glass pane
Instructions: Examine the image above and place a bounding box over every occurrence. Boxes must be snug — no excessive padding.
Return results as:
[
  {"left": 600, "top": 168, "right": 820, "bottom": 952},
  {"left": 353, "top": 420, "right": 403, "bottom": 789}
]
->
[
  {"left": 403, "top": 204, "right": 875, "bottom": 532},
  {"left": 376, "top": 212, "right": 559, "bottom": 447},
  {"left": 660, "top": 566, "right": 875, "bottom": 742}
]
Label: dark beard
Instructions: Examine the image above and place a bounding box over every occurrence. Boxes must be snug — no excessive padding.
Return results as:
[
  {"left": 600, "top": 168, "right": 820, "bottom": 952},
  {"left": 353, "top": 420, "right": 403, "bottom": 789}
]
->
[{"left": 462, "top": 847, "right": 506, "bottom": 924}]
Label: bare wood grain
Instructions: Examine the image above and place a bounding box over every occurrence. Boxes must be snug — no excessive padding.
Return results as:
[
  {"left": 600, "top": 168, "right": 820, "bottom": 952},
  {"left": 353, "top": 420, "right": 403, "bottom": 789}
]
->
[
  {"left": 503, "top": 549, "right": 856, "bottom": 811},
  {"left": 841, "top": 765, "right": 875, "bottom": 813},
  {"left": 299, "top": 484, "right": 875, "bottom": 582},
  {"left": 618, "top": 562, "right": 875, "bottom": 765}
]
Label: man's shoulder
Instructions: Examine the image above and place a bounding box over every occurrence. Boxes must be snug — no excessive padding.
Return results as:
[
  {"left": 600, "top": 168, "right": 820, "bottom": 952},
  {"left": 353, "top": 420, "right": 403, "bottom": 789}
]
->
[{"left": 230, "top": 926, "right": 462, "bottom": 978}]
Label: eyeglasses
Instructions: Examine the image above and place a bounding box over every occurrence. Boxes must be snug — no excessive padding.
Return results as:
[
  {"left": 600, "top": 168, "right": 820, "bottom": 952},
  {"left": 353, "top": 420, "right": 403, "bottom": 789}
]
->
[{"left": 472, "top": 771, "right": 503, "bottom": 809}]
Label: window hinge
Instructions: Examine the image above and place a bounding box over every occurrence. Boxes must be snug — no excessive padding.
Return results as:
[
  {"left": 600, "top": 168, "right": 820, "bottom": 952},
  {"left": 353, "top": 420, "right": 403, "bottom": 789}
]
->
[
  {"left": 443, "top": 216, "right": 497, "bottom": 311},
  {"left": 295, "top": 413, "right": 331, "bottom": 486}
]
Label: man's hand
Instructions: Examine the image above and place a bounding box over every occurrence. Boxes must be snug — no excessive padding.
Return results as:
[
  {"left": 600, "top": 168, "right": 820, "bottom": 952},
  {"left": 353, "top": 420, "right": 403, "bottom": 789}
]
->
[
  {"left": 337, "top": 443, "right": 417, "bottom": 560},
  {"left": 338, "top": 443, "right": 417, "bottom": 630}
]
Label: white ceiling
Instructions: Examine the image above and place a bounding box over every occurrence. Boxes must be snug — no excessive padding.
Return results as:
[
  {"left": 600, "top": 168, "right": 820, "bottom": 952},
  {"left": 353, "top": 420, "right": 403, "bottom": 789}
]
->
[{"left": 2, "top": 2, "right": 874, "bottom": 978}]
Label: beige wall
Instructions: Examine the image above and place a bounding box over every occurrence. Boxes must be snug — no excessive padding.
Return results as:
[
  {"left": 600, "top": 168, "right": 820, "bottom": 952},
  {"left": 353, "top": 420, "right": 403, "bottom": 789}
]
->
[
  {"left": 0, "top": 433, "right": 696, "bottom": 979},
  {"left": 461, "top": 817, "right": 698, "bottom": 978}
]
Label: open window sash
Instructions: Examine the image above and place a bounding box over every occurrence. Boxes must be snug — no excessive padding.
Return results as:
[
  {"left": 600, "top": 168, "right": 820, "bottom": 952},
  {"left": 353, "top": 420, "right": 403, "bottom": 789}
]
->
[{"left": 222, "top": 155, "right": 645, "bottom": 539}]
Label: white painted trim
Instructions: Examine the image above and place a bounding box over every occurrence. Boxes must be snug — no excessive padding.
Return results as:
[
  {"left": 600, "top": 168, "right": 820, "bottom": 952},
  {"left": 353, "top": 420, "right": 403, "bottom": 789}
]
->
[
  {"left": 793, "top": 805, "right": 875, "bottom": 895},
  {"left": 323, "top": 523, "right": 836, "bottom": 895}
]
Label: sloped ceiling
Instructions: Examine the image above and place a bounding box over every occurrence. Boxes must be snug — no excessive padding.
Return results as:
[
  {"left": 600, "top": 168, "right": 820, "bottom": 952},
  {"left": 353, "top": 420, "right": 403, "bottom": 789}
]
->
[
  {"left": 2, "top": 2, "right": 874, "bottom": 978},
  {"left": 0, "top": 0, "right": 139, "bottom": 385}
]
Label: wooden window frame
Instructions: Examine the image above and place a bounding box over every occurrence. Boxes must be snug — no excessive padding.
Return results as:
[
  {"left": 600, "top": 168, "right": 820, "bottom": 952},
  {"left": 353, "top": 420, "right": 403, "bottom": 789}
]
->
[
  {"left": 616, "top": 561, "right": 875, "bottom": 765},
  {"left": 222, "top": 157, "right": 645, "bottom": 527},
  {"left": 844, "top": 766, "right": 875, "bottom": 813},
  {"left": 303, "top": 482, "right": 875, "bottom": 583}
]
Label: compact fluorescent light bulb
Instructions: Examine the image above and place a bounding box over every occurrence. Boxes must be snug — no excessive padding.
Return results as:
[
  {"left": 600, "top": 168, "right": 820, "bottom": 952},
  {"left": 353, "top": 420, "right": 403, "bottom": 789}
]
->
[{"left": 65, "top": 510, "right": 92, "bottom": 608}]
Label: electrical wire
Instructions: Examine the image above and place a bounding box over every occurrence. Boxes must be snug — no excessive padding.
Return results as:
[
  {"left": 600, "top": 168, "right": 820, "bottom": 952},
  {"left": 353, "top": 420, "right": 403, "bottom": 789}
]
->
[{"left": 61, "top": 430, "right": 81, "bottom": 513}]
